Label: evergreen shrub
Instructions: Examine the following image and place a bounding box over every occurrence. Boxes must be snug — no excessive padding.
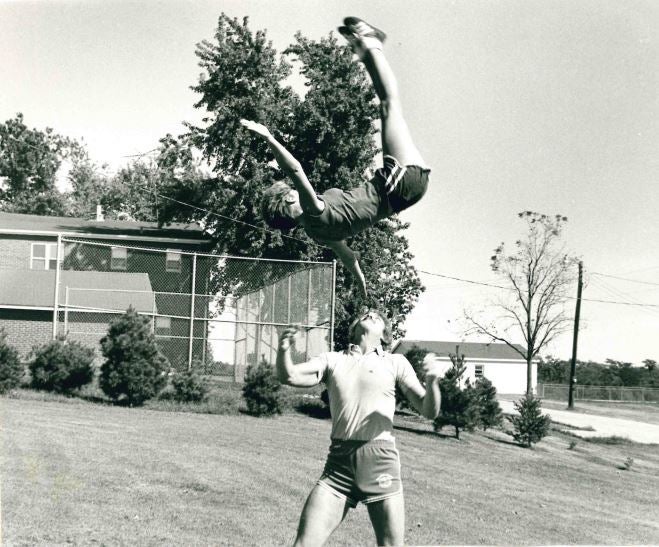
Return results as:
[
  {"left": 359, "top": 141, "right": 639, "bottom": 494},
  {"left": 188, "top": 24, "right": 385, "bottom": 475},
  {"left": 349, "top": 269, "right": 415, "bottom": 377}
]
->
[
  {"left": 242, "top": 359, "right": 282, "bottom": 416},
  {"left": 171, "top": 369, "right": 210, "bottom": 403},
  {"left": 0, "top": 329, "right": 23, "bottom": 394},
  {"left": 29, "top": 337, "right": 94, "bottom": 394},
  {"left": 100, "top": 307, "right": 169, "bottom": 406},
  {"left": 511, "top": 393, "right": 551, "bottom": 447}
]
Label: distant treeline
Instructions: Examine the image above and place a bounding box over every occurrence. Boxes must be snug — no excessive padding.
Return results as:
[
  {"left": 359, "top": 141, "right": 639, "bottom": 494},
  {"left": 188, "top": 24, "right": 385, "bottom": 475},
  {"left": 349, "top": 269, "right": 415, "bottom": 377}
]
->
[{"left": 538, "top": 357, "right": 659, "bottom": 388}]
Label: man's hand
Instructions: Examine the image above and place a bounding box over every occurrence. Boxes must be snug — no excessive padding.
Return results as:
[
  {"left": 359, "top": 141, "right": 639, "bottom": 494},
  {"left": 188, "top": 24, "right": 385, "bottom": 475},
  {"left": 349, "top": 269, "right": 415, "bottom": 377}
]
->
[
  {"left": 278, "top": 326, "right": 298, "bottom": 352},
  {"left": 422, "top": 352, "right": 452, "bottom": 384},
  {"left": 240, "top": 119, "right": 272, "bottom": 139}
]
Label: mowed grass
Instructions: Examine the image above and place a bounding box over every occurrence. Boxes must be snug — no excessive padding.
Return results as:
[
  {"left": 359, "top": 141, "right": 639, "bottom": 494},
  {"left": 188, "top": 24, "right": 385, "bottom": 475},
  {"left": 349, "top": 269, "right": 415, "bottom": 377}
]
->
[{"left": 2, "top": 396, "right": 659, "bottom": 546}]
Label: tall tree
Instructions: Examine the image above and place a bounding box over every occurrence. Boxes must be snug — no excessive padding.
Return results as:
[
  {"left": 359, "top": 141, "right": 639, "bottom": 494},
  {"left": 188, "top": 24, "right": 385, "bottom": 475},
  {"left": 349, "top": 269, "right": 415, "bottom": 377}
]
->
[
  {"left": 66, "top": 151, "right": 112, "bottom": 219},
  {"left": 465, "top": 211, "right": 577, "bottom": 394},
  {"left": 156, "top": 14, "right": 424, "bottom": 346},
  {"left": 0, "top": 113, "right": 82, "bottom": 216}
]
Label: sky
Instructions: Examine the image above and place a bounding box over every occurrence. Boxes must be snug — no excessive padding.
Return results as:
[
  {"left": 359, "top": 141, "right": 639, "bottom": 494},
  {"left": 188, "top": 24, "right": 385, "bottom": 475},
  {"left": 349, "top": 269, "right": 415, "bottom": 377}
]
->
[{"left": 1, "top": 0, "right": 658, "bottom": 364}]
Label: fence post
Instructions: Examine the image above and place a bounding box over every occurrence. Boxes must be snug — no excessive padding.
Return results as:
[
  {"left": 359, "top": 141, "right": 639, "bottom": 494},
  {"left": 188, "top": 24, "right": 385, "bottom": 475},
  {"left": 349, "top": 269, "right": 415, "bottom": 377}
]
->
[
  {"left": 330, "top": 260, "right": 337, "bottom": 351},
  {"left": 52, "top": 233, "right": 62, "bottom": 339},
  {"left": 151, "top": 292, "right": 156, "bottom": 334},
  {"left": 287, "top": 275, "right": 292, "bottom": 324},
  {"left": 64, "top": 286, "right": 70, "bottom": 336},
  {"left": 188, "top": 253, "right": 197, "bottom": 371},
  {"left": 305, "top": 268, "right": 312, "bottom": 359},
  {"left": 271, "top": 283, "right": 276, "bottom": 363}
]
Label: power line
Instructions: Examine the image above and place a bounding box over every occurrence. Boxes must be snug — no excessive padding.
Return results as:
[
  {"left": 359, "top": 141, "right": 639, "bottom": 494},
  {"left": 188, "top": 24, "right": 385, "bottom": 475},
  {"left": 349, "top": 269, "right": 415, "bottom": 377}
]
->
[
  {"left": 586, "top": 277, "right": 659, "bottom": 317},
  {"left": 132, "top": 181, "right": 329, "bottom": 249},
  {"left": 122, "top": 148, "right": 159, "bottom": 159},
  {"left": 591, "top": 272, "right": 659, "bottom": 287},
  {"left": 418, "top": 270, "right": 510, "bottom": 290},
  {"left": 580, "top": 297, "right": 659, "bottom": 309},
  {"left": 419, "top": 269, "right": 659, "bottom": 308}
]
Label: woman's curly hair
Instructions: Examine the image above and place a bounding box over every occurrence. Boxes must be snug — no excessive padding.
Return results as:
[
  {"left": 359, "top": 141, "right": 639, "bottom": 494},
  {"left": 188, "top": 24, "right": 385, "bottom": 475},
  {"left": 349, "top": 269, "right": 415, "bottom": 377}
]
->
[{"left": 261, "top": 181, "right": 299, "bottom": 231}]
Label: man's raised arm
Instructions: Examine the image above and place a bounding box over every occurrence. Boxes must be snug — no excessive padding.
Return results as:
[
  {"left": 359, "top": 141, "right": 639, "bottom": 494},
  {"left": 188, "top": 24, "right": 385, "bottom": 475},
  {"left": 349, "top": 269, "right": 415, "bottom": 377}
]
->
[
  {"left": 398, "top": 354, "right": 451, "bottom": 420},
  {"left": 276, "top": 326, "right": 326, "bottom": 387}
]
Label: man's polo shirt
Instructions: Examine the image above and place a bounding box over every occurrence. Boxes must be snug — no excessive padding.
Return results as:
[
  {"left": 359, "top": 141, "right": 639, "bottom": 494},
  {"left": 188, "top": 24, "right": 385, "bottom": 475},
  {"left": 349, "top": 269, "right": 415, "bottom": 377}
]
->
[{"left": 309, "top": 345, "right": 420, "bottom": 442}]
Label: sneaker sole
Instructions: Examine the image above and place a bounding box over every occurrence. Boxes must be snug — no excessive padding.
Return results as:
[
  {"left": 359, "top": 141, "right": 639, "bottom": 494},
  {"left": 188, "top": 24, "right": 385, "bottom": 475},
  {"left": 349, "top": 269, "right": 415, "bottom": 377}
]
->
[{"left": 342, "top": 16, "right": 387, "bottom": 43}]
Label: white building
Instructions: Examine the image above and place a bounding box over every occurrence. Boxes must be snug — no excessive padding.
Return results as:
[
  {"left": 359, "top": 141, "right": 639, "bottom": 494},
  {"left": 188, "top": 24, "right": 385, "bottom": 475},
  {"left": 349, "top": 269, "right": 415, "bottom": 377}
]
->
[{"left": 392, "top": 340, "right": 537, "bottom": 395}]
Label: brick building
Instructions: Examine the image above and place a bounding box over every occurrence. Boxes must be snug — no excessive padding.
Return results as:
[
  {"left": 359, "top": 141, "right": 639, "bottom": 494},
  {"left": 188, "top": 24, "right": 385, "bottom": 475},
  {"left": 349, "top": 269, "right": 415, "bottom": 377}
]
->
[{"left": 0, "top": 211, "right": 212, "bottom": 366}]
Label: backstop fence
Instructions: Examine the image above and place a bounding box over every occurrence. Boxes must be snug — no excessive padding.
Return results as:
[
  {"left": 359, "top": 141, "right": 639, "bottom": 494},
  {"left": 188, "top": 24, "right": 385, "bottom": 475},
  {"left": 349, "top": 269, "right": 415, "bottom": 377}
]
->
[
  {"left": 537, "top": 383, "right": 659, "bottom": 403},
  {"left": 54, "top": 237, "right": 336, "bottom": 381}
]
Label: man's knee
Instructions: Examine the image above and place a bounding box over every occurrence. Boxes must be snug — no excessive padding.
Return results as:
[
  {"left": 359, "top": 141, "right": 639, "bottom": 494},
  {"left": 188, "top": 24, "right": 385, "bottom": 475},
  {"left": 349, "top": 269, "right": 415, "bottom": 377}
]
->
[{"left": 379, "top": 98, "right": 402, "bottom": 119}]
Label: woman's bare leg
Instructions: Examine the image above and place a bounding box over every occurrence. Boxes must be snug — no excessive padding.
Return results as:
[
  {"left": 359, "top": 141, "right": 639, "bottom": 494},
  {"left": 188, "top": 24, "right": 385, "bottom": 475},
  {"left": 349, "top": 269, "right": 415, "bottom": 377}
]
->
[{"left": 342, "top": 19, "right": 427, "bottom": 168}]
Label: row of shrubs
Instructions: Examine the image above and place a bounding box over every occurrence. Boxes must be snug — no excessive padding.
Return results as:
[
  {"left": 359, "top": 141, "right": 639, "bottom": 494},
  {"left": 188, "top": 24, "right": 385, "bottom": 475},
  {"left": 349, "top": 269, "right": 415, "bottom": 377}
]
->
[
  {"left": 1, "top": 308, "right": 551, "bottom": 447},
  {"left": 0, "top": 309, "right": 209, "bottom": 405}
]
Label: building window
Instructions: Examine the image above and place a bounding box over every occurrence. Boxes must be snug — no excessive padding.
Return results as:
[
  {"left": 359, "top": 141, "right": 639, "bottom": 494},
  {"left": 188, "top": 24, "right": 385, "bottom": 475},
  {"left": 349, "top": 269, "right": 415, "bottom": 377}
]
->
[
  {"left": 155, "top": 316, "right": 171, "bottom": 335},
  {"left": 110, "top": 246, "right": 128, "bottom": 270},
  {"left": 165, "top": 250, "right": 182, "bottom": 273},
  {"left": 31, "top": 243, "right": 58, "bottom": 270},
  {"left": 475, "top": 364, "right": 484, "bottom": 379}
]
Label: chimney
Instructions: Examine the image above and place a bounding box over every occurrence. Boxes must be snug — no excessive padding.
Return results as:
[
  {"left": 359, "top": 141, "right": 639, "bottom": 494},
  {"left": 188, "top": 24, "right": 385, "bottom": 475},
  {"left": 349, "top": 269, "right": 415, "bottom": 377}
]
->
[{"left": 96, "top": 205, "right": 104, "bottom": 222}]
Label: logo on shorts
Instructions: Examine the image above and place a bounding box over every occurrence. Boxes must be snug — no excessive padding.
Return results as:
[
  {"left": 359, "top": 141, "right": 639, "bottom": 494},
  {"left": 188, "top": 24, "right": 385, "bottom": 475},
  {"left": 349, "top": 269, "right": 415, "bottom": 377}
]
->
[{"left": 376, "top": 473, "right": 393, "bottom": 489}]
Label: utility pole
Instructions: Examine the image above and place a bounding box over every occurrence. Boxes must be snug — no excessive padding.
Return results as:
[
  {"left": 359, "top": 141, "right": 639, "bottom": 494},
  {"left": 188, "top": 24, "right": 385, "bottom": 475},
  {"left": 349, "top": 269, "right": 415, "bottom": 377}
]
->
[{"left": 568, "top": 261, "right": 583, "bottom": 409}]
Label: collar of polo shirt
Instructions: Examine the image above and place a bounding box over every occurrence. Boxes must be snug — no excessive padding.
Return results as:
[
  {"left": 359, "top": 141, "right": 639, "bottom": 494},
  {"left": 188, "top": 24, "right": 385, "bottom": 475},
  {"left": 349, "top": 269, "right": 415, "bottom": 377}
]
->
[{"left": 347, "top": 344, "right": 384, "bottom": 356}]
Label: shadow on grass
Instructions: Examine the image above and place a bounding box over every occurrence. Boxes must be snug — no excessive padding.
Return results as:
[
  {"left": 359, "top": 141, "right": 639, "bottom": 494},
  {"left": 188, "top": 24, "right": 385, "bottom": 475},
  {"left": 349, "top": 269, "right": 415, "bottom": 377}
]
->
[
  {"left": 483, "top": 433, "right": 524, "bottom": 448},
  {"left": 294, "top": 401, "right": 331, "bottom": 420},
  {"left": 77, "top": 393, "right": 115, "bottom": 406},
  {"left": 394, "top": 424, "right": 454, "bottom": 439}
]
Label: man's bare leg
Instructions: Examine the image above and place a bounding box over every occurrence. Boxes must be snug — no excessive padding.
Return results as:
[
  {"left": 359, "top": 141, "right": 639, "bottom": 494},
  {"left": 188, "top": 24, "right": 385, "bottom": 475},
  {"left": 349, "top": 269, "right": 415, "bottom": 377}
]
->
[
  {"left": 366, "top": 492, "right": 406, "bottom": 546},
  {"left": 294, "top": 484, "right": 351, "bottom": 546},
  {"left": 342, "top": 18, "right": 427, "bottom": 168}
]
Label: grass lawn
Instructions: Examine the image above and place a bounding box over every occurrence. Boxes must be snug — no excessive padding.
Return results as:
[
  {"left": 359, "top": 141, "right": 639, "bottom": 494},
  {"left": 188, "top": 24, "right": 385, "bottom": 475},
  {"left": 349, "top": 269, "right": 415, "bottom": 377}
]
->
[{"left": 2, "top": 394, "right": 659, "bottom": 546}]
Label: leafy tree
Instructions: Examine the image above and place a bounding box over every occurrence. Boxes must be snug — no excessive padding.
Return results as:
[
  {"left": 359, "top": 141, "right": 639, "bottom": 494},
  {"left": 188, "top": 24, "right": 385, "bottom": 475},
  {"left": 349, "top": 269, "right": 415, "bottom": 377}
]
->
[
  {"left": 100, "top": 307, "right": 169, "bottom": 405},
  {"left": 0, "top": 113, "right": 83, "bottom": 215},
  {"left": 465, "top": 212, "right": 577, "bottom": 394},
  {"left": 511, "top": 393, "right": 551, "bottom": 448},
  {"left": 537, "top": 355, "right": 570, "bottom": 384},
  {"left": 65, "top": 151, "right": 112, "bottom": 219},
  {"left": 0, "top": 329, "right": 23, "bottom": 394},
  {"left": 606, "top": 359, "right": 642, "bottom": 387},
  {"left": 152, "top": 14, "right": 423, "bottom": 347},
  {"left": 101, "top": 161, "right": 162, "bottom": 222},
  {"left": 643, "top": 359, "right": 657, "bottom": 372},
  {"left": 539, "top": 356, "right": 659, "bottom": 389},
  {"left": 433, "top": 349, "right": 479, "bottom": 439},
  {"left": 473, "top": 376, "right": 503, "bottom": 430}
]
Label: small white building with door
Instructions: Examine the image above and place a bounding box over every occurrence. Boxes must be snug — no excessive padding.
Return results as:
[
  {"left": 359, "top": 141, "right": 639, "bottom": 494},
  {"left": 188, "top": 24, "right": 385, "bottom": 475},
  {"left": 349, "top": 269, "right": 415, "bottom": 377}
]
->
[{"left": 392, "top": 340, "right": 536, "bottom": 395}]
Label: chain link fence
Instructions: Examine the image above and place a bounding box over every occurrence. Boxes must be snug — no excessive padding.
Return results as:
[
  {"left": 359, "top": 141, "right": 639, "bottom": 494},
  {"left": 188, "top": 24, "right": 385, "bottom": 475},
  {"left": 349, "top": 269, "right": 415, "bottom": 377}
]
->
[
  {"left": 55, "top": 238, "right": 335, "bottom": 380},
  {"left": 537, "top": 383, "right": 659, "bottom": 403}
]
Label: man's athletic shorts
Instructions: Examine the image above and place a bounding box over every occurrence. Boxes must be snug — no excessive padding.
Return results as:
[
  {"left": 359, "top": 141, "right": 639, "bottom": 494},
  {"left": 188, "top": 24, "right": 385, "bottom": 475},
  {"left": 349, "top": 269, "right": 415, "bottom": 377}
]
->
[
  {"left": 317, "top": 439, "right": 402, "bottom": 508},
  {"left": 374, "top": 155, "right": 430, "bottom": 214}
]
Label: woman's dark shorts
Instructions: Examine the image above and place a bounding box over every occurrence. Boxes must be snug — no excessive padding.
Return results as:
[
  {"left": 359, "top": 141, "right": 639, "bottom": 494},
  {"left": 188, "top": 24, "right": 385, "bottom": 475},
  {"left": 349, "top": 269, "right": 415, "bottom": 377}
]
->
[
  {"left": 374, "top": 155, "right": 431, "bottom": 213},
  {"left": 316, "top": 439, "right": 402, "bottom": 508}
]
